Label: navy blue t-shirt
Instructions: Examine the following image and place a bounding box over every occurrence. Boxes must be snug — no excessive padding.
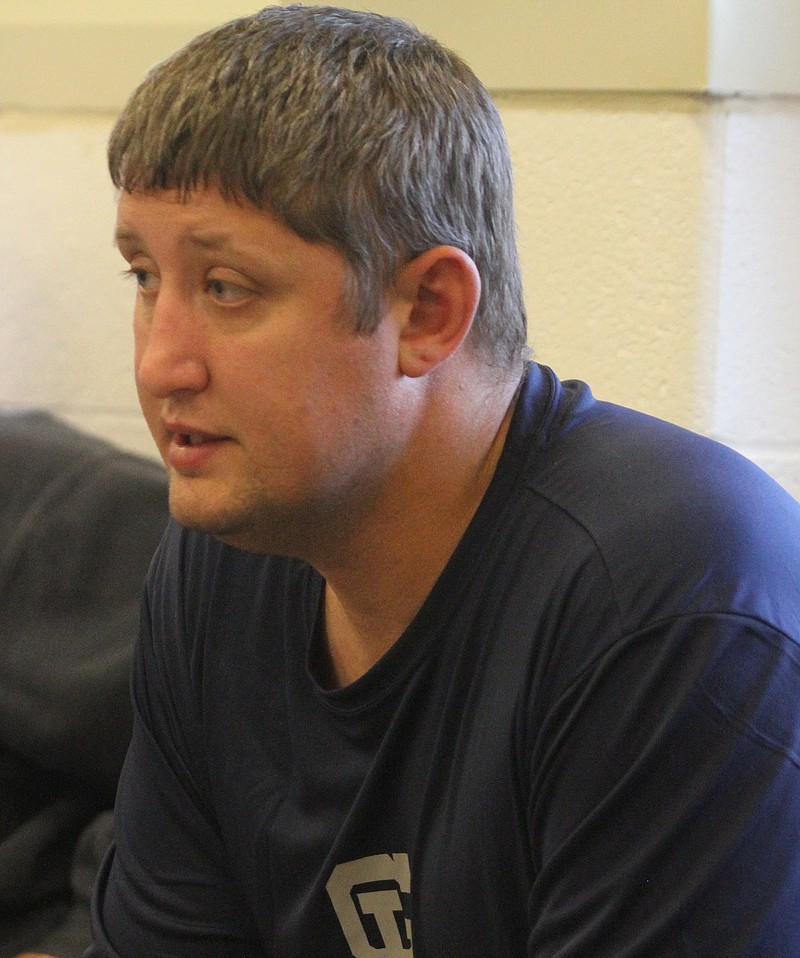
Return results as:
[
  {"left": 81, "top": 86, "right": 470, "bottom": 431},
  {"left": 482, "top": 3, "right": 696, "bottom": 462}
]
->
[{"left": 89, "top": 364, "right": 800, "bottom": 956}]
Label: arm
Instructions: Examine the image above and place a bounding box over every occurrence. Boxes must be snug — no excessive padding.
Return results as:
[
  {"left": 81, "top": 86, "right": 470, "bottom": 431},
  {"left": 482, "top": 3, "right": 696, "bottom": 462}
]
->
[
  {"left": 87, "top": 716, "right": 262, "bottom": 957},
  {"left": 527, "top": 614, "right": 800, "bottom": 955},
  {"left": 87, "top": 532, "right": 263, "bottom": 957}
]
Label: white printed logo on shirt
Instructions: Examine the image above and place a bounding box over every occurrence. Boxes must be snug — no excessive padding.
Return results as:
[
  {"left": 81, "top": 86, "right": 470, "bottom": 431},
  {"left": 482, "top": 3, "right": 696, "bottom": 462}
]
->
[{"left": 327, "top": 853, "right": 413, "bottom": 956}]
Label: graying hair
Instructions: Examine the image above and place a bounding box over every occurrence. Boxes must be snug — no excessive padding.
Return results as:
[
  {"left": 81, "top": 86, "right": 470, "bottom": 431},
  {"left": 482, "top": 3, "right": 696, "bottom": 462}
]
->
[{"left": 108, "top": 5, "right": 528, "bottom": 370}]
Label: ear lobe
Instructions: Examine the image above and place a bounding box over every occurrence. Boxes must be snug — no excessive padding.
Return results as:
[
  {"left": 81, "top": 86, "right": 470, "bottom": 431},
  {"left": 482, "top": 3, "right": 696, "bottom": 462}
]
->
[{"left": 395, "top": 246, "right": 481, "bottom": 379}]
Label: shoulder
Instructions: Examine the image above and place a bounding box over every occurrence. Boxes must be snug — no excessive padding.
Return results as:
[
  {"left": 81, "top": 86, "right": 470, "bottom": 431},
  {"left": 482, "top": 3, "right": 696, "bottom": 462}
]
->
[
  {"left": 512, "top": 369, "right": 800, "bottom": 639},
  {"left": 136, "top": 523, "right": 314, "bottom": 749},
  {"left": 143, "top": 521, "right": 313, "bottom": 668},
  {"left": 148, "top": 520, "right": 299, "bottom": 605}
]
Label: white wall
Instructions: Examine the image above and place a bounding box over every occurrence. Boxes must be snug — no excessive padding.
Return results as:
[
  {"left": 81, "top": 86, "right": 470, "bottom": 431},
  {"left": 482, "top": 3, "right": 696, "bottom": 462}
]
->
[
  {"left": 0, "top": 112, "right": 145, "bottom": 454},
  {"left": 500, "top": 93, "right": 723, "bottom": 433},
  {"left": 712, "top": 99, "right": 800, "bottom": 493}
]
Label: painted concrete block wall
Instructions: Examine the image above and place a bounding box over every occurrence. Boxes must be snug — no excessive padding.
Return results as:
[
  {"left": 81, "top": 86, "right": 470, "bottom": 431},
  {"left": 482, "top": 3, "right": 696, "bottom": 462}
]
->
[
  {"left": 712, "top": 100, "right": 800, "bottom": 498},
  {"left": 0, "top": 112, "right": 144, "bottom": 452},
  {"left": 499, "top": 93, "right": 722, "bottom": 433},
  {"left": 1, "top": 93, "right": 799, "bottom": 501}
]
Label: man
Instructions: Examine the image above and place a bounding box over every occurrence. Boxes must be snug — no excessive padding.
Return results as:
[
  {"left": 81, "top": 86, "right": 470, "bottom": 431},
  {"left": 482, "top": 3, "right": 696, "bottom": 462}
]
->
[{"left": 87, "top": 5, "right": 800, "bottom": 956}]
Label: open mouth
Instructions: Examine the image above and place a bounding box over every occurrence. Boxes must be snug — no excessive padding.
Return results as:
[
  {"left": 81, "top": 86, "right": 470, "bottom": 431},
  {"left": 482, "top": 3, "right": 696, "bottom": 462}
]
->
[{"left": 179, "top": 433, "right": 210, "bottom": 447}]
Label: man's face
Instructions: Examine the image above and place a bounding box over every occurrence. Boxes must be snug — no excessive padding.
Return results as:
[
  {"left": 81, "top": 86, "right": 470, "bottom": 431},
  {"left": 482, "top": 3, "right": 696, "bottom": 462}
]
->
[{"left": 116, "top": 187, "right": 407, "bottom": 555}]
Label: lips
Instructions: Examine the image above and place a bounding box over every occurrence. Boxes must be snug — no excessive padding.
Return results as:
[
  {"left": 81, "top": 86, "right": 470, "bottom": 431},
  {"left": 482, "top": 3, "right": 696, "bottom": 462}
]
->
[
  {"left": 177, "top": 431, "right": 214, "bottom": 447},
  {"left": 163, "top": 422, "right": 229, "bottom": 472},
  {"left": 164, "top": 419, "right": 221, "bottom": 444}
]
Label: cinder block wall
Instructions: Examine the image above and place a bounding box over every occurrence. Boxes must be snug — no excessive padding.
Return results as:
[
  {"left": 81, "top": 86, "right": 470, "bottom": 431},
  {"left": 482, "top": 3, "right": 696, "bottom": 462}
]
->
[
  {"left": 2, "top": 92, "right": 799, "bottom": 499},
  {"left": 711, "top": 100, "right": 800, "bottom": 492}
]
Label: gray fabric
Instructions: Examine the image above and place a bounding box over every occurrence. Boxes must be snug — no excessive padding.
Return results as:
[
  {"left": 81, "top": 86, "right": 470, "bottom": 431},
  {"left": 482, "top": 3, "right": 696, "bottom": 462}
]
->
[{"left": 0, "top": 412, "right": 168, "bottom": 956}]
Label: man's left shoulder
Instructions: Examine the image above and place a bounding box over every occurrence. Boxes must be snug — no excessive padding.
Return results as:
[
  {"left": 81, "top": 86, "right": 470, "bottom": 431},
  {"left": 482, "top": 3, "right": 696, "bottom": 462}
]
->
[
  {"left": 553, "top": 398, "right": 796, "bottom": 537},
  {"left": 532, "top": 399, "right": 800, "bottom": 633}
]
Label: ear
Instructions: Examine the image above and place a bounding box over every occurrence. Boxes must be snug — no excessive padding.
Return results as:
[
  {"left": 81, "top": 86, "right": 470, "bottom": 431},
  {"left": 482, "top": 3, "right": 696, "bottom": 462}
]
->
[{"left": 393, "top": 246, "right": 481, "bottom": 379}]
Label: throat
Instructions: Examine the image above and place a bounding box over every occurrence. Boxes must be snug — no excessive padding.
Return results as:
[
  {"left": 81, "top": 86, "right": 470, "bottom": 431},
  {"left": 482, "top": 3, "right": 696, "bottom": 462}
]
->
[{"left": 313, "top": 584, "right": 405, "bottom": 689}]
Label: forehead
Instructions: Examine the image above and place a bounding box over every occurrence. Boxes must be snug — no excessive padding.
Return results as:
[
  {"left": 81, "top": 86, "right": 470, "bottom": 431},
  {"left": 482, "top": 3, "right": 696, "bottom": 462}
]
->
[
  {"left": 116, "top": 186, "right": 280, "bottom": 246},
  {"left": 114, "top": 186, "right": 348, "bottom": 275}
]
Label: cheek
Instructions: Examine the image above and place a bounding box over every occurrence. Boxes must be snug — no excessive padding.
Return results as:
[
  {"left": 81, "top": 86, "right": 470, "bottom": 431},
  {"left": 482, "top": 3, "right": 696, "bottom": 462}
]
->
[
  {"left": 132, "top": 314, "right": 150, "bottom": 383},
  {"left": 133, "top": 348, "right": 154, "bottom": 415},
  {"left": 136, "top": 390, "right": 162, "bottom": 447}
]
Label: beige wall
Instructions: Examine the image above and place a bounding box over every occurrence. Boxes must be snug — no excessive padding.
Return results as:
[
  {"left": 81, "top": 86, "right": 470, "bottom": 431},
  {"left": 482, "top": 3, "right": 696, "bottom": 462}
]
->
[
  {"left": 501, "top": 93, "right": 722, "bottom": 431},
  {"left": 0, "top": 0, "right": 712, "bottom": 106},
  {"left": 1, "top": 4, "right": 799, "bottom": 498}
]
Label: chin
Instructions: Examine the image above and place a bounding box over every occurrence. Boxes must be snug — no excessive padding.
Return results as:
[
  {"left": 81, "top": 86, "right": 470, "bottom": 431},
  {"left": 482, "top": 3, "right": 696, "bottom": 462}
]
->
[
  {"left": 167, "top": 485, "right": 305, "bottom": 557},
  {"left": 168, "top": 485, "right": 240, "bottom": 538}
]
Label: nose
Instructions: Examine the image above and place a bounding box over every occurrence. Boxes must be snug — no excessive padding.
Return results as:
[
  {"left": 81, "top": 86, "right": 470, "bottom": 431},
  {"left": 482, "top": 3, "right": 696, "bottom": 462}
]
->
[{"left": 134, "top": 289, "right": 210, "bottom": 400}]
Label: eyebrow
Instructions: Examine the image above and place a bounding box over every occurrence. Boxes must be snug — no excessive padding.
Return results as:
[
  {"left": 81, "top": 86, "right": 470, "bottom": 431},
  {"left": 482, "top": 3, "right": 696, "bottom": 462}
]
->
[
  {"left": 113, "top": 228, "right": 237, "bottom": 251},
  {"left": 113, "top": 227, "right": 141, "bottom": 249},
  {"left": 184, "top": 231, "right": 237, "bottom": 251}
]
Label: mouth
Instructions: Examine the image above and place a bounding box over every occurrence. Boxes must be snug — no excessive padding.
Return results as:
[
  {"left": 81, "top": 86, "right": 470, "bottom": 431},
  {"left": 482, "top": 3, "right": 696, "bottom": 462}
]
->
[
  {"left": 164, "top": 420, "right": 224, "bottom": 445},
  {"left": 177, "top": 432, "right": 214, "bottom": 447},
  {"left": 162, "top": 424, "right": 230, "bottom": 471}
]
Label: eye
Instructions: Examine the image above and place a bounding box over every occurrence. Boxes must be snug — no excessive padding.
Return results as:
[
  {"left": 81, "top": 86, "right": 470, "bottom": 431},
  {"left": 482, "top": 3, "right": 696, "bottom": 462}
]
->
[
  {"left": 122, "top": 267, "right": 159, "bottom": 295},
  {"left": 206, "top": 276, "right": 256, "bottom": 306}
]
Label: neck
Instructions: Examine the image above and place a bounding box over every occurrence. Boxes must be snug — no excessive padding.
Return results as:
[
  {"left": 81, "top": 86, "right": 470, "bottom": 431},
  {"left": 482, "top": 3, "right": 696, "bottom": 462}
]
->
[{"left": 318, "top": 368, "right": 522, "bottom": 687}]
